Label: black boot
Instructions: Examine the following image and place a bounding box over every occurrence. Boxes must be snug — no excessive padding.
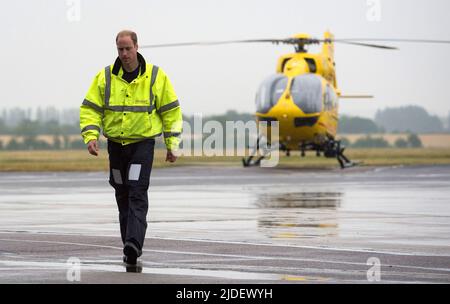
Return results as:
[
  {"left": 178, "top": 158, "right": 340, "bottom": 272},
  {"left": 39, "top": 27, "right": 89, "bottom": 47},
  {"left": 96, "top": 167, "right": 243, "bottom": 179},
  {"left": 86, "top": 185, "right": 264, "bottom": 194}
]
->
[{"left": 123, "top": 241, "right": 140, "bottom": 265}]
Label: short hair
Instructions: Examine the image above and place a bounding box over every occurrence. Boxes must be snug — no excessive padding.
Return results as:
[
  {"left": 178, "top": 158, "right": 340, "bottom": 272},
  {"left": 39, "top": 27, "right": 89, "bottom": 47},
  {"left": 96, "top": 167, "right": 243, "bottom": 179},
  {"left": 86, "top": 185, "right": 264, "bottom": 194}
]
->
[{"left": 116, "top": 30, "right": 138, "bottom": 45}]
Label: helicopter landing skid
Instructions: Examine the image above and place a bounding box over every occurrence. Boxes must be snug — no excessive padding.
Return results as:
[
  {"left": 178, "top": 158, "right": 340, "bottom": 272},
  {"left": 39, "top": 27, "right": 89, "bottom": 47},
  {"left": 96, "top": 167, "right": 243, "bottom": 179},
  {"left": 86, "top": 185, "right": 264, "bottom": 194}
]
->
[
  {"left": 242, "top": 136, "right": 274, "bottom": 167},
  {"left": 242, "top": 155, "right": 265, "bottom": 167},
  {"left": 337, "top": 149, "right": 356, "bottom": 169},
  {"left": 324, "top": 140, "right": 357, "bottom": 169}
]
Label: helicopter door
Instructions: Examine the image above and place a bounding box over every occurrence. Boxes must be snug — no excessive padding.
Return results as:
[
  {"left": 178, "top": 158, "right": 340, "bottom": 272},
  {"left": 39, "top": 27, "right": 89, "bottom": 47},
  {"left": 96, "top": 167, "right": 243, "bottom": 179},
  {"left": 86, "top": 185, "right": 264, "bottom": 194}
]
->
[
  {"left": 290, "top": 74, "right": 323, "bottom": 114},
  {"left": 255, "top": 74, "right": 288, "bottom": 113}
]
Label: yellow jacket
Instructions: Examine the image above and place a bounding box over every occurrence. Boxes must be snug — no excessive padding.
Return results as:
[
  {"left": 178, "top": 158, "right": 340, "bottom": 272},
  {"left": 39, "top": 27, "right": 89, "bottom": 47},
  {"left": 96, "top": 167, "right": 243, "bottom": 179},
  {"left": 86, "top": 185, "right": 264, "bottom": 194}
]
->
[{"left": 80, "top": 53, "right": 182, "bottom": 151}]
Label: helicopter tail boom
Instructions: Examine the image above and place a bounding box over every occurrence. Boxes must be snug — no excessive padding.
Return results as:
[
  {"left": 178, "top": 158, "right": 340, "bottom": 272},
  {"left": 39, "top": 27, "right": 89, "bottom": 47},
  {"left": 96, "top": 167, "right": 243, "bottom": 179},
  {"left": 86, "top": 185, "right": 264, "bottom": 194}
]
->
[
  {"left": 322, "top": 31, "right": 335, "bottom": 62},
  {"left": 339, "top": 95, "right": 374, "bottom": 99}
]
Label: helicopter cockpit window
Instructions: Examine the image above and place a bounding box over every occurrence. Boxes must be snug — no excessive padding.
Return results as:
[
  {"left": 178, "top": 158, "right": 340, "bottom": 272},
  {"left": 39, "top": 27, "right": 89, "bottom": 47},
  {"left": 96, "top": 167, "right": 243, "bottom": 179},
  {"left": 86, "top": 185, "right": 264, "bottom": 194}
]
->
[
  {"left": 324, "top": 84, "right": 338, "bottom": 110},
  {"left": 255, "top": 74, "right": 288, "bottom": 113},
  {"left": 290, "top": 74, "right": 323, "bottom": 114}
]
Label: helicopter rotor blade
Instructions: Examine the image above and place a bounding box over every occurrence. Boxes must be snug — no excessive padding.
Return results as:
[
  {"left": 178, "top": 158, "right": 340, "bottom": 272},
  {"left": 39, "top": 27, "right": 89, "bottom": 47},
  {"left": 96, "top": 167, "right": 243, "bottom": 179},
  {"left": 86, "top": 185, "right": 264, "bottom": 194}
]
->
[
  {"left": 331, "top": 40, "right": 398, "bottom": 50},
  {"left": 334, "top": 38, "right": 450, "bottom": 45},
  {"left": 140, "top": 39, "right": 286, "bottom": 49},
  {"left": 140, "top": 37, "right": 450, "bottom": 50},
  {"left": 329, "top": 38, "right": 450, "bottom": 50}
]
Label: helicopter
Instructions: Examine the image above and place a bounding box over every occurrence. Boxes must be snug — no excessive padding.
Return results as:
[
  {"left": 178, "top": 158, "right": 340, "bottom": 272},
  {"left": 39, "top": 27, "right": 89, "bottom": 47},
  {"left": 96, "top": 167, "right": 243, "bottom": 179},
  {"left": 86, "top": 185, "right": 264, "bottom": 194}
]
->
[{"left": 141, "top": 33, "right": 450, "bottom": 168}]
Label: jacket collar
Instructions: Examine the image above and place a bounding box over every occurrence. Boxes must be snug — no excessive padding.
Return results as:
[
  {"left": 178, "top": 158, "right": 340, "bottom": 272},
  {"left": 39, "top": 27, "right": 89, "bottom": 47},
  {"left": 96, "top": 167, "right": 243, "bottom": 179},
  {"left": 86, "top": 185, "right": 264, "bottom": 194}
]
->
[{"left": 112, "top": 52, "right": 147, "bottom": 76}]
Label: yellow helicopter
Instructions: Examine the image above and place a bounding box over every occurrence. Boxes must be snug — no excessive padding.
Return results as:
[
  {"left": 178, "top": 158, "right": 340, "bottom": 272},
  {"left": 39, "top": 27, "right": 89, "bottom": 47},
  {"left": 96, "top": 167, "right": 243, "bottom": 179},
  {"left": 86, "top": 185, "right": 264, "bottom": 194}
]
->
[
  {"left": 250, "top": 31, "right": 354, "bottom": 168},
  {"left": 141, "top": 33, "right": 450, "bottom": 168}
]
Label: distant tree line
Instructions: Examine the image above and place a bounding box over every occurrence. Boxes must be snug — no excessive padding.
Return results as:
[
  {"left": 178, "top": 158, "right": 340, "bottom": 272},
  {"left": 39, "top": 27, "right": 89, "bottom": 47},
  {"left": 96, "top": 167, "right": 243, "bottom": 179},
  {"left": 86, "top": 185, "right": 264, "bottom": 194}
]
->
[
  {"left": 338, "top": 116, "right": 383, "bottom": 133},
  {"left": 339, "top": 106, "right": 449, "bottom": 134},
  {"left": 1, "top": 136, "right": 90, "bottom": 151},
  {"left": 374, "top": 106, "right": 445, "bottom": 133},
  {"left": 340, "top": 133, "right": 423, "bottom": 149},
  {"left": 0, "top": 119, "right": 80, "bottom": 135},
  {"left": 182, "top": 110, "right": 255, "bottom": 127}
]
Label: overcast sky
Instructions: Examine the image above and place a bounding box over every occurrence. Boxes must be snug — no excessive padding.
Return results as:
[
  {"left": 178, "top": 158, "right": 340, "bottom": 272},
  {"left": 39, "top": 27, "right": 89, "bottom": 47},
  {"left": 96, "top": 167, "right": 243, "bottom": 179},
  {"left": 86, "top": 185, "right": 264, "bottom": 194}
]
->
[{"left": 1, "top": 0, "right": 449, "bottom": 118}]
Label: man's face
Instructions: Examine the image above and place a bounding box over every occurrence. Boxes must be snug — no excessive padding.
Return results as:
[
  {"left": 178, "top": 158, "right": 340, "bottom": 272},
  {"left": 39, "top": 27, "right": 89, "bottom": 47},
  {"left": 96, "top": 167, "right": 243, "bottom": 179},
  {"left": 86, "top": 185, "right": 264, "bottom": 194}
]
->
[{"left": 116, "top": 35, "right": 138, "bottom": 66}]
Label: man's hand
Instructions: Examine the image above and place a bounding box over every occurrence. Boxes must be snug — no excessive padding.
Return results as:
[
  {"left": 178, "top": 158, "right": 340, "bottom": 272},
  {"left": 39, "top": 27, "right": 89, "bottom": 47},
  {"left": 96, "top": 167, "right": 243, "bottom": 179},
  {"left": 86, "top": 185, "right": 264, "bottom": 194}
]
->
[
  {"left": 87, "top": 139, "right": 99, "bottom": 156},
  {"left": 165, "top": 150, "right": 177, "bottom": 163}
]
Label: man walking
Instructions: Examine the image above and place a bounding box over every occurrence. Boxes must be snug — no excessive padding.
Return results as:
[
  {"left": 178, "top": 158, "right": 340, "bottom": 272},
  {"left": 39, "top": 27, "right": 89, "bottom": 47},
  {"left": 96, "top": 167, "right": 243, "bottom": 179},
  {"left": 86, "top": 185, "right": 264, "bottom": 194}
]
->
[{"left": 80, "top": 30, "right": 182, "bottom": 265}]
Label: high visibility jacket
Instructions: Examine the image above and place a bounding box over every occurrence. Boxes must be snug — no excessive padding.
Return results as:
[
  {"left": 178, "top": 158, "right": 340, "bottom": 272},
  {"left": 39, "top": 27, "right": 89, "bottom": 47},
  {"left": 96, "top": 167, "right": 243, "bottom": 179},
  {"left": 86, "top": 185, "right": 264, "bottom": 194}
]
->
[{"left": 80, "top": 53, "right": 182, "bottom": 151}]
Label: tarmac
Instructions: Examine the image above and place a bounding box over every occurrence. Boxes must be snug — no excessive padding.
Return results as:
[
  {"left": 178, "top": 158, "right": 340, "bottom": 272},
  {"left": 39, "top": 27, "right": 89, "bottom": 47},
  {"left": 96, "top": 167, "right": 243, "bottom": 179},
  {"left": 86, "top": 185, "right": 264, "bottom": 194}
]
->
[{"left": 0, "top": 165, "right": 449, "bottom": 283}]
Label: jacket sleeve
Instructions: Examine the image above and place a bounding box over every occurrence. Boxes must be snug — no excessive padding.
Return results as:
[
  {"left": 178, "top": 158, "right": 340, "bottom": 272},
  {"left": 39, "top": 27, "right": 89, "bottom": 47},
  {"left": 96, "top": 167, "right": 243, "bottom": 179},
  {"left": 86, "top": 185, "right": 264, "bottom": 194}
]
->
[
  {"left": 79, "top": 71, "right": 105, "bottom": 144},
  {"left": 154, "top": 68, "right": 183, "bottom": 151}
]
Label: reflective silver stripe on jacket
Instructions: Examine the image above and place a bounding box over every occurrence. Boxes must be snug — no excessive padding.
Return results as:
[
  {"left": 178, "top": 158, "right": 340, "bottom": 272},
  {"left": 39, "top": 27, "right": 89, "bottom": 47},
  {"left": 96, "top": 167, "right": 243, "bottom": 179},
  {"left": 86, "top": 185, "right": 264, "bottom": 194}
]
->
[
  {"left": 103, "top": 132, "right": 162, "bottom": 141},
  {"left": 82, "top": 99, "right": 104, "bottom": 114},
  {"left": 149, "top": 65, "right": 159, "bottom": 106},
  {"left": 105, "top": 105, "right": 155, "bottom": 113},
  {"left": 157, "top": 100, "right": 180, "bottom": 114},
  {"left": 163, "top": 132, "right": 181, "bottom": 138},
  {"left": 81, "top": 125, "right": 101, "bottom": 133},
  {"left": 104, "top": 66, "right": 111, "bottom": 106}
]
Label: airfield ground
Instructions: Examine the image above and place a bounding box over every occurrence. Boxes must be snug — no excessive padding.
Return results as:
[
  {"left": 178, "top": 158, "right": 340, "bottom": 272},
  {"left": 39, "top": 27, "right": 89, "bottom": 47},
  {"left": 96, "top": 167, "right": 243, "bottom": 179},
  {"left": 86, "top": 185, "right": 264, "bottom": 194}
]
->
[{"left": 0, "top": 165, "right": 449, "bottom": 283}]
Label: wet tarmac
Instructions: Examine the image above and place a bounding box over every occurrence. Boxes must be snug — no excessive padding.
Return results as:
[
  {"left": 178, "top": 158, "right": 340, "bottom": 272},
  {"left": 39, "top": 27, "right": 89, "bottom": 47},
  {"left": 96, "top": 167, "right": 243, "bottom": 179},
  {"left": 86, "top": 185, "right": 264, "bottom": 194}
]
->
[{"left": 0, "top": 165, "right": 449, "bottom": 283}]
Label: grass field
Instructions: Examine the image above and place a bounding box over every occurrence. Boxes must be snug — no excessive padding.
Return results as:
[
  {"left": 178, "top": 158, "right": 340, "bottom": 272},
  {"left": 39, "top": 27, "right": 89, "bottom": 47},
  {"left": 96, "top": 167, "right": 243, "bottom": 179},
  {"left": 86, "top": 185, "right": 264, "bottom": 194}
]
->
[
  {"left": 1, "top": 148, "right": 450, "bottom": 171},
  {"left": 339, "top": 133, "right": 450, "bottom": 148}
]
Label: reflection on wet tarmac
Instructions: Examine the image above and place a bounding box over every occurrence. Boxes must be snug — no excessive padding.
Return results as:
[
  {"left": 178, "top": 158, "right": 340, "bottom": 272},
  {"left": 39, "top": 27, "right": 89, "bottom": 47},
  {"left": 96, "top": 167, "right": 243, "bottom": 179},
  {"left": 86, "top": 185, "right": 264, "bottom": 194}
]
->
[
  {"left": 256, "top": 192, "right": 341, "bottom": 239},
  {"left": 0, "top": 258, "right": 292, "bottom": 281},
  {"left": 259, "top": 222, "right": 338, "bottom": 228},
  {"left": 256, "top": 192, "right": 342, "bottom": 208}
]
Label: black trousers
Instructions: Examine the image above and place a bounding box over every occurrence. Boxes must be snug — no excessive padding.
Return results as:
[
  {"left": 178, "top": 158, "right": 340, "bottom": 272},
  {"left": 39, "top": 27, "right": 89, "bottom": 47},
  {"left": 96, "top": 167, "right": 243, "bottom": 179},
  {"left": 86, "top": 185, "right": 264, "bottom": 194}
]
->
[{"left": 107, "top": 139, "right": 155, "bottom": 254}]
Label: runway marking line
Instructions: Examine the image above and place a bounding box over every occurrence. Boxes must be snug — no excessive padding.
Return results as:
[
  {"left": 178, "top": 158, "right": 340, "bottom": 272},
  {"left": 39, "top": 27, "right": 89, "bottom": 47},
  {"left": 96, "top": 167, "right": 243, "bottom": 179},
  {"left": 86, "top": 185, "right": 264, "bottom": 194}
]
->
[
  {"left": 150, "top": 236, "right": 450, "bottom": 257},
  {"left": 2, "top": 230, "right": 448, "bottom": 257},
  {"left": 0, "top": 236, "right": 449, "bottom": 273}
]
